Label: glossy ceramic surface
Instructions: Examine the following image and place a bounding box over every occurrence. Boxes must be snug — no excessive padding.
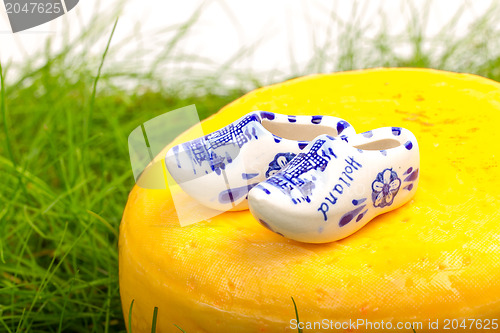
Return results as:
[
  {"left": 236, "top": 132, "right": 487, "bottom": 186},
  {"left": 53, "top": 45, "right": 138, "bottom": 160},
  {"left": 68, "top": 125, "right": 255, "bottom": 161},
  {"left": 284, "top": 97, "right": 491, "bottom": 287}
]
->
[
  {"left": 248, "top": 127, "right": 419, "bottom": 243},
  {"left": 165, "top": 111, "right": 355, "bottom": 211}
]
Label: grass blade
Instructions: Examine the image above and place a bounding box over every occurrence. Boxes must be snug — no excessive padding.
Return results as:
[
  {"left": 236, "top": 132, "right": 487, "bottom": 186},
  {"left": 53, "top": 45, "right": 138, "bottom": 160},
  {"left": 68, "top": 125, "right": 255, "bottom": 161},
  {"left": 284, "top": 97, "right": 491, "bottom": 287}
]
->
[
  {"left": 84, "top": 18, "right": 119, "bottom": 142},
  {"left": 151, "top": 307, "right": 158, "bottom": 333},
  {"left": 128, "top": 299, "right": 135, "bottom": 333},
  {"left": 0, "top": 61, "right": 15, "bottom": 165},
  {"left": 291, "top": 296, "right": 302, "bottom": 333},
  {"left": 174, "top": 324, "right": 186, "bottom": 333},
  {"left": 57, "top": 272, "right": 77, "bottom": 332}
]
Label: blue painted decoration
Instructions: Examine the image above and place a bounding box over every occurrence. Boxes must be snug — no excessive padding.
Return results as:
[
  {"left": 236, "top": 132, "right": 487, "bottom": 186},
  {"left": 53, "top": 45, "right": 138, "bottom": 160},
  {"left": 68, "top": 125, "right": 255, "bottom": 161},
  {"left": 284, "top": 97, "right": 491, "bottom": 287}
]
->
[
  {"left": 356, "top": 209, "right": 368, "bottom": 222},
  {"left": 260, "top": 111, "right": 275, "bottom": 120},
  {"left": 173, "top": 146, "right": 181, "bottom": 168},
  {"left": 311, "top": 115, "right": 323, "bottom": 124},
  {"left": 352, "top": 198, "right": 367, "bottom": 206},
  {"left": 298, "top": 141, "right": 308, "bottom": 149},
  {"left": 362, "top": 131, "right": 373, "bottom": 138},
  {"left": 339, "top": 204, "right": 367, "bottom": 227},
  {"left": 265, "top": 152, "right": 297, "bottom": 178},
  {"left": 242, "top": 172, "right": 259, "bottom": 180},
  {"left": 265, "top": 139, "right": 335, "bottom": 203},
  {"left": 403, "top": 183, "right": 414, "bottom": 191},
  {"left": 176, "top": 113, "right": 262, "bottom": 176},
  {"left": 219, "top": 183, "right": 259, "bottom": 203},
  {"left": 256, "top": 184, "right": 271, "bottom": 195},
  {"left": 336, "top": 120, "right": 350, "bottom": 134},
  {"left": 404, "top": 168, "right": 419, "bottom": 182},
  {"left": 371, "top": 169, "right": 401, "bottom": 208},
  {"left": 392, "top": 127, "right": 402, "bottom": 136},
  {"left": 404, "top": 141, "right": 413, "bottom": 150}
]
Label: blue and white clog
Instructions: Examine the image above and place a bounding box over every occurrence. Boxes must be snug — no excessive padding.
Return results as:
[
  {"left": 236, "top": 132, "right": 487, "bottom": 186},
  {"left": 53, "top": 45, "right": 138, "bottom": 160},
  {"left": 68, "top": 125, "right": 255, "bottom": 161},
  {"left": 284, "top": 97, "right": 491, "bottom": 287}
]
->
[
  {"left": 248, "top": 127, "right": 420, "bottom": 243},
  {"left": 165, "top": 111, "right": 355, "bottom": 211}
]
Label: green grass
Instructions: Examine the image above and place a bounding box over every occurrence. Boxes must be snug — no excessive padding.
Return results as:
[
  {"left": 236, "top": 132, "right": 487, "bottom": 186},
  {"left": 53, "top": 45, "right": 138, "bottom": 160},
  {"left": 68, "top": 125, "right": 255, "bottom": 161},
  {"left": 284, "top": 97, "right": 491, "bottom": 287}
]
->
[
  {"left": 0, "top": 15, "right": 244, "bottom": 331},
  {"left": 1, "top": 0, "right": 500, "bottom": 331},
  {"left": 291, "top": 297, "right": 303, "bottom": 333}
]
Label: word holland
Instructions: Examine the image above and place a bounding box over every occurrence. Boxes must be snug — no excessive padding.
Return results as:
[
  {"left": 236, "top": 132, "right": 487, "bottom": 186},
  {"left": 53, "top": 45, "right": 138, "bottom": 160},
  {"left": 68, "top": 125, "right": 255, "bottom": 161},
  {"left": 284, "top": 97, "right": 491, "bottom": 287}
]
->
[{"left": 317, "top": 156, "right": 362, "bottom": 221}]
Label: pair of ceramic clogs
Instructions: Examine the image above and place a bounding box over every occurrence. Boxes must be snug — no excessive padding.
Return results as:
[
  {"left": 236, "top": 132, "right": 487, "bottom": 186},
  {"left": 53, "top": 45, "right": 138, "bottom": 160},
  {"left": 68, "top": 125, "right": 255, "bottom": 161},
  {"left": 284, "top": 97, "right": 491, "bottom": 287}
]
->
[{"left": 165, "top": 111, "right": 419, "bottom": 243}]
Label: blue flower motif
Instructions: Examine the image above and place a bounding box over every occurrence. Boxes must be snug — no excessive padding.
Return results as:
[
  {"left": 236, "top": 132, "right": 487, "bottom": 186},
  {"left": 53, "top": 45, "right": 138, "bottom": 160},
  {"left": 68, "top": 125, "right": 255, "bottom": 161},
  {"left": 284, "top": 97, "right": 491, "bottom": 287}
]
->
[
  {"left": 371, "top": 169, "right": 401, "bottom": 208},
  {"left": 265, "top": 152, "right": 296, "bottom": 178}
]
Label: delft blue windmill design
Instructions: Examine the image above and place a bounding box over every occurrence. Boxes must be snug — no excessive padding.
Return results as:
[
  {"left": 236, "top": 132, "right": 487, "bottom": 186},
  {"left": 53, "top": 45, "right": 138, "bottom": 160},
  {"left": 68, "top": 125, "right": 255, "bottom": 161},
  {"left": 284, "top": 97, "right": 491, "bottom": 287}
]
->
[
  {"left": 181, "top": 114, "right": 260, "bottom": 176},
  {"left": 265, "top": 139, "right": 335, "bottom": 203}
]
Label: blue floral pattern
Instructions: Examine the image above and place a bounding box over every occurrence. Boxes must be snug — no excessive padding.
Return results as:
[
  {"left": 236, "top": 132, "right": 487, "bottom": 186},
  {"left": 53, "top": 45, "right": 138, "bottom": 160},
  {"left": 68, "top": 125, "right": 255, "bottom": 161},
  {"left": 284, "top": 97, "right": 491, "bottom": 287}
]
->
[
  {"left": 265, "top": 152, "right": 296, "bottom": 178},
  {"left": 371, "top": 169, "right": 401, "bottom": 208}
]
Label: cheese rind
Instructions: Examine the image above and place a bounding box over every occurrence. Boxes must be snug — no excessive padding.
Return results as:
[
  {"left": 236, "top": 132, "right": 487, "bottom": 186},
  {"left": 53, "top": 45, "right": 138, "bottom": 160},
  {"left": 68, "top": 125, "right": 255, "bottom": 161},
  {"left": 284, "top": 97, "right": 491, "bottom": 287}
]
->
[{"left": 120, "top": 68, "right": 500, "bottom": 333}]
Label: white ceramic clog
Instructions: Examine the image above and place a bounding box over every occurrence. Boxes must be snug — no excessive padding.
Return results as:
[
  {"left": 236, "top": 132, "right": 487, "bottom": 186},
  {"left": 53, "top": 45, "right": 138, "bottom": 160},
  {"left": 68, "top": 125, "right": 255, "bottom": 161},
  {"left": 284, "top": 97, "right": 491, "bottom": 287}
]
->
[
  {"left": 248, "top": 127, "right": 419, "bottom": 243},
  {"left": 165, "top": 111, "right": 355, "bottom": 211}
]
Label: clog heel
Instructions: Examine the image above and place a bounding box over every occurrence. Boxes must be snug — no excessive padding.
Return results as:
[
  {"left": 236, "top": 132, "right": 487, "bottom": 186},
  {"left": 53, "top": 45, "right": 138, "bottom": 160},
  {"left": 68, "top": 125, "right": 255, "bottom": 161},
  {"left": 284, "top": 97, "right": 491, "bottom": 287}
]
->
[
  {"left": 165, "top": 111, "right": 355, "bottom": 211},
  {"left": 248, "top": 127, "right": 419, "bottom": 243}
]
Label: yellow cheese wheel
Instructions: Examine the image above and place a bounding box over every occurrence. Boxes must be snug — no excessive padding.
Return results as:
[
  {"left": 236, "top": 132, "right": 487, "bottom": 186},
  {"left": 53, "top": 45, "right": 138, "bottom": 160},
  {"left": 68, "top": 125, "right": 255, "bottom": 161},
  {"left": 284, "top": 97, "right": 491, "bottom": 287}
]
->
[{"left": 119, "top": 68, "right": 500, "bottom": 332}]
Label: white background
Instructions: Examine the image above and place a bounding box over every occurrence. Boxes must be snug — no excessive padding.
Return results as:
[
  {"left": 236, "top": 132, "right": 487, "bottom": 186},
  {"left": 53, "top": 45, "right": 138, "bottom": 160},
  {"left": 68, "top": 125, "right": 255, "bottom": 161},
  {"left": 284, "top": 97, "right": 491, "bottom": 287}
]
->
[{"left": 0, "top": 0, "right": 495, "bottom": 79}]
